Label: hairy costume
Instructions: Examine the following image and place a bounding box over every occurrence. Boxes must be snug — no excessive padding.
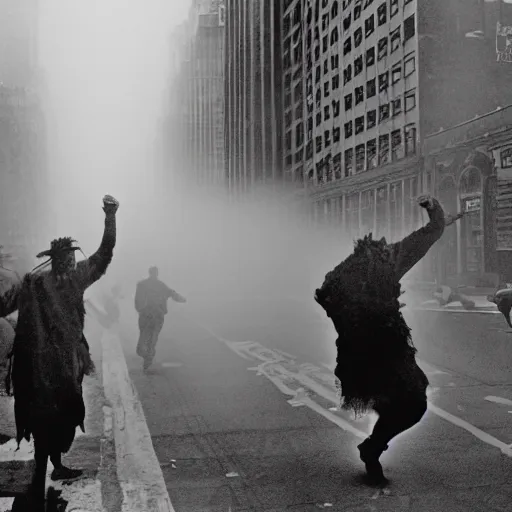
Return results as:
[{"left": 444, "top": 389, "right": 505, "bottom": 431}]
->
[
  {"left": 315, "top": 196, "right": 454, "bottom": 484},
  {"left": 135, "top": 266, "right": 186, "bottom": 371},
  {"left": 0, "top": 196, "right": 118, "bottom": 508}
]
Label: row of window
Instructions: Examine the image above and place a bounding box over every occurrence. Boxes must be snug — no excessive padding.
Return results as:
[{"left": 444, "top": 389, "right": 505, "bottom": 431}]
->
[{"left": 304, "top": 122, "right": 417, "bottom": 181}]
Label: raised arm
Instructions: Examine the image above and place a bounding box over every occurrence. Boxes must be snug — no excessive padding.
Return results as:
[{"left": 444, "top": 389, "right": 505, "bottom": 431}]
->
[
  {"left": 77, "top": 195, "right": 119, "bottom": 290},
  {"left": 166, "top": 285, "right": 186, "bottom": 303},
  {"left": 389, "top": 195, "right": 446, "bottom": 281}
]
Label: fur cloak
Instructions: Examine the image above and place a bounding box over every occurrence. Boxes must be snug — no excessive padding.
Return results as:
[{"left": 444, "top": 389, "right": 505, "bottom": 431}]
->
[
  {"left": 0, "top": 213, "right": 116, "bottom": 453},
  {"left": 315, "top": 198, "right": 446, "bottom": 415}
]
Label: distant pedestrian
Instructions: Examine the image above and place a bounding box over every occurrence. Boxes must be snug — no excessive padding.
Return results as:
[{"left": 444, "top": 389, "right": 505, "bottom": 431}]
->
[
  {"left": 0, "top": 194, "right": 119, "bottom": 510},
  {"left": 135, "top": 266, "right": 186, "bottom": 371},
  {"left": 315, "top": 195, "right": 464, "bottom": 485}
]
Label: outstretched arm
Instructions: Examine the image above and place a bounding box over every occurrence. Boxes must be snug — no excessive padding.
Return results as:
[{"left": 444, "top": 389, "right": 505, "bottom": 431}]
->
[
  {"left": 389, "top": 195, "right": 446, "bottom": 281},
  {"left": 77, "top": 196, "right": 119, "bottom": 290},
  {"left": 0, "top": 283, "right": 20, "bottom": 318},
  {"left": 167, "top": 286, "right": 186, "bottom": 303}
]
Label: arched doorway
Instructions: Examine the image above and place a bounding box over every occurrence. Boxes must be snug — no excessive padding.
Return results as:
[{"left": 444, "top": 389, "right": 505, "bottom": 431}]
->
[
  {"left": 438, "top": 176, "right": 458, "bottom": 283},
  {"left": 459, "top": 166, "right": 483, "bottom": 274}
]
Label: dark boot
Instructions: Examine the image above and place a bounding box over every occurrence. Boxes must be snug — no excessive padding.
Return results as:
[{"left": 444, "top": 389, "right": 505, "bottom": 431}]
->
[
  {"left": 51, "top": 466, "right": 83, "bottom": 481},
  {"left": 357, "top": 438, "right": 388, "bottom": 485}
]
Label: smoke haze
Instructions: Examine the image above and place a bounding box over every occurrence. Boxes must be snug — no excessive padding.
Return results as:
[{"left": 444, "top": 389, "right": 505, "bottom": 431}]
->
[{"left": 36, "top": 1, "right": 366, "bottom": 357}]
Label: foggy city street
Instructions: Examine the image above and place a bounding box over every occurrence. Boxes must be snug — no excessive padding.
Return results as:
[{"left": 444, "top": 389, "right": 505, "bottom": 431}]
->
[{"left": 0, "top": 0, "right": 512, "bottom": 511}]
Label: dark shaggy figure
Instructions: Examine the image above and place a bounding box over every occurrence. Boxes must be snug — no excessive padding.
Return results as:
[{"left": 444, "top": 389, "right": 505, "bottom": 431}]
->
[
  {"left": 315, "top": 195, "right": 456, "bottom": 485},
  {"left": 0, "top": 195, "right": 119, "bottom": 510}
]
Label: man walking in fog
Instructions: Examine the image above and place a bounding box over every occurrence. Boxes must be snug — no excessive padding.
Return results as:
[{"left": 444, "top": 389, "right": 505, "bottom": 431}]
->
[{"left": 135, "top": 266, "right": 186, "bottom": 371}]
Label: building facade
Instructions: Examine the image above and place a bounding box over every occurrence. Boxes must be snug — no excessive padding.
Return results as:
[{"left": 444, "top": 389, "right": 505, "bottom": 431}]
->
[
  {"left": 225, "top": 0, "right": 283, "bottom": 196},
  {"left": 301, "top": 0, "right": 512, "bottom": 284},
  {"left": 161, "top": 0, "right": 225, "bottom": 190},
  {"left": 0, "top": 0, "right": 47, "bottom": 263}
]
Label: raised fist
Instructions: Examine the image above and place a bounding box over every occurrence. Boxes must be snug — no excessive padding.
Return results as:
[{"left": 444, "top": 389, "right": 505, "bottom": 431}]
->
[
  {"left": 417, "top": 194, "right": 434, "bottom": 210},
  {"left": 102, "top": 195, "right": 119, "bottom": 214}
]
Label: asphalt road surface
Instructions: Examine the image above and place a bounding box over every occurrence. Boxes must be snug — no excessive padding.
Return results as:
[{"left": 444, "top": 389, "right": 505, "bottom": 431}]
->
[{"left": 124, "top": 298, "right": 512, "bottom": 512}]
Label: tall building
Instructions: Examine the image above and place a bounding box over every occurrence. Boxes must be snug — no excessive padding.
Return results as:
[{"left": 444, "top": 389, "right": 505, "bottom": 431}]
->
[
  {"left": 162, "top": 0, "right": 225, "bottom": 189},
  {"left": 0, "top": 0, "right": 47, "bottom": 265},
  {"left": 300, "top": 0, "right": 512, "bottom": 285},
  {"left": 224, "top": 0, "right": 283, "bottom": 196}
]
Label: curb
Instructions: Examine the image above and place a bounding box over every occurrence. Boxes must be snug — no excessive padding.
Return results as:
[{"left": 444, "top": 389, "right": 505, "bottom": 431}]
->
[{"left": 100, "top": 328, "right": 175, "bottom": 512}]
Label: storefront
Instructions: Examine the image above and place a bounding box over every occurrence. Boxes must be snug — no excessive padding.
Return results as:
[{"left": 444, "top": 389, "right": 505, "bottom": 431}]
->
[{"left": 423, "top": 107, "right": 512, "bottom": 287}]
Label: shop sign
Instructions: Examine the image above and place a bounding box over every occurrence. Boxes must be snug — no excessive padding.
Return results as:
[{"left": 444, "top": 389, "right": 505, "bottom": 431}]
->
[{"left": 465, "top": 197, "right": 481, "bottom": 212}]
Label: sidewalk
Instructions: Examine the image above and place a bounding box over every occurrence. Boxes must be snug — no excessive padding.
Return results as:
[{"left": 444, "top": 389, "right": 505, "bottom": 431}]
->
[{"left": 0, "top": 320, "right": 107, "bottom": 511}]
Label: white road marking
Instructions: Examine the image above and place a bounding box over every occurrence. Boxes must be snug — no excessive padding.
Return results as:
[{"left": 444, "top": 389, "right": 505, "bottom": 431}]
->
[
  {"left": 484, "top": 396, "right": 512, "bottom": 407},
  {"left": 183, "top": 314, "right": 512, "bottom": 458},
  {"left": 101, "top": 329, "right": 176, "bottom": 512}
]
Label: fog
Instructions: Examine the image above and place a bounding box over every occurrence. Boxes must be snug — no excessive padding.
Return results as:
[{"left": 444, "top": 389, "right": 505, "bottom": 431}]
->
[{"left": 36, "top": 0, "right": 360, "bottom": 353}]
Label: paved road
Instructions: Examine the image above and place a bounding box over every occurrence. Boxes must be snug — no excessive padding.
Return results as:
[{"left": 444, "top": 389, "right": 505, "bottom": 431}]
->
[{"left": 124, "top": 300, "right": 512, "bottom": 512}]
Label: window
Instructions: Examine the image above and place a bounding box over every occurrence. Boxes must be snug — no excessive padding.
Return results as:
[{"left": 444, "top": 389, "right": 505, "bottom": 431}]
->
[
  {"left": 306, "top": 141, "right": 313, "bottom": 160},
  {"left": 355, "top": 86, "right": 364, "bottom": 105},
  {"left": 405, "top": 123, "right": 416, "bottom": 156},
  {"left": 404, "top": 14, "right": 415, "bottom": 43},
  {"left": 324, "top": 59, "right": 329, "bottom": 74},
  {"left": 354, "top": 0, "right": 362, "bottom": 20},
  {"left": 307, "top": 116, "right": 313, "bottom": 132},
  {"left": 355, "top": 55, "right": 364, "bottom": 76},
  {"left": 390, "top": 27, "right": 401, "bottom": 53},
  {"left": 379, "top": 103, "right": 390, "bottom": 122},
  {"left": 332, "top": 74, "right": 340, "bottom": 89},
  {"left": 405, "top": 0, "right": 413, "bottom": 4},
  {"left": 343, "top": 64, "right": 352, "bottom": 84},
  {"left": 378, "top": 71, "right": 389, "bottom": 92},
  {"left": 315, "top": 66, "right": 321, "bottom": 83},
  {"left": 343, "top": 13, "right": 352, "bottom": 31},
  {"left": 355, "top": 116, "right": 365, "bottom": 134},
  {"left": 344, "top": 37, "right": 352, "bottom": 55},
  {"left": 333, "top": 127, "right": 341, "bottom": 142},
  {"left": 331, "top": 54, "right": 339, "bottom": 69},
  {"left": 391, "top": 63, "right": 401, "bottom": 85},
  {"left": 364, "top": 0, "right": 374, "bottom": 8},
  {"left": 405, "top": 88, "right": 416, "bottom": 112},
  {"left": 324, "top": 81, "right": 330, "bottom": 97},
  {"left": 345, "top": 148, "right": 354, "bottom": 177},
  {"left": 314, "top": 45, "right": 320, "bottom": 60},
  {"left": 322, "top": 13, "right": 330, "bottom": 31},
  {"left": 333, "top": 100, "right": 341, "bottom": 117},
  {"left": 325, "top": 130, "right": 331, "bottom": 147},
  {"left": 367, "top": 78, "right": 376, "bottom": 97},
  {"left": 367, "top": 139, "right": 377, "bottom": 169},
  {"left": 316, "top": 89, "right": 321, "bottom": 108},
  {"left": 316, "top": 135, "right": 323, "bottom": 153},
  {"left": 365, "top": 15, "right": 375, "bottom": 38},
  {"left": 378, "top": 37, "right": 388, "bottom": 60},
  {"left": 285, "top": 131, "right": 292, "bottom": 151},
  {"left": 345, "top": 93, "right": 353, "bottom": 111},
  {"left": 316, "top": 112, "right": 322, "bottom": 126},
  {"left": 324, "top": 105, "right": 331, "bottom": 120},
  {"left": 323, "top": 35, "right": 328, "bottom": 53},
  {"left": 332, "top": 0, "right": 339, "bottom": 17},
  {"left": 390, "top": 0, "right": 398, "bottom": 18},
  {"left": 334, "top": 153, "right": 342, "bottom": 179},
  {"left": 391, "top": 129, "right": 404, "bottom": 160},
  {"left": 345, "top": 121, "right": 353, "bottom": 138},
  {"left": 296, "top": 123, "right": 304, "bottom": 147},
  {"left": 366, "top": 47, "right": 375, "bottom": 66},
  {"left": 331, "top": 27, "right": 339, "bottom": 45},
  {"left": 285, "top": 154, "right": 293, "bottom": 167},
  {"left": 377, "top": 2, "right": 387, "bottom": 25},
  {"left": 356, "top": 144, "right": 366, "bottom": 172},
  {"left": 354, "top": 27, "right": 363, "bottom": 48},
  {"left": 379, "top": 134, "right": 390, "bottom": 165},
  {"left": 307, "top": 30, "right": 312, "bottom": 49},
  {"left": 404, "top": 53, "right": 416, "bottom": 77},
  {"left": 392, "top": 97, "right": 402, "bottom": 116},
  {"left": 367, "top": 109, "right": 377, "bottom": 129}
]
